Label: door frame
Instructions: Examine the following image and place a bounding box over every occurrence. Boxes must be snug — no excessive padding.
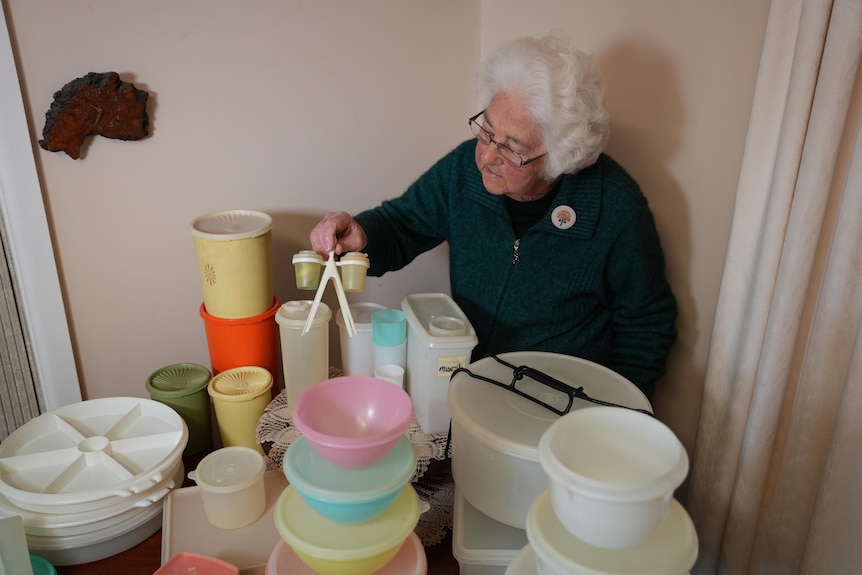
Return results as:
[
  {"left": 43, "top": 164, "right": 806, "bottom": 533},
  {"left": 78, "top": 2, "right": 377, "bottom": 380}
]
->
[{"left": 0, "top": 4, "right": 81, "bottom": 409}]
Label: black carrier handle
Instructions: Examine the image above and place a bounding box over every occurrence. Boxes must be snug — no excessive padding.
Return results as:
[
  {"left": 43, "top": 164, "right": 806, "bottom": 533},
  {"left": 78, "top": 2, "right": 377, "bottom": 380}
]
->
[{"left": 451, "top": 354, "right": 654, "bottom": 418}]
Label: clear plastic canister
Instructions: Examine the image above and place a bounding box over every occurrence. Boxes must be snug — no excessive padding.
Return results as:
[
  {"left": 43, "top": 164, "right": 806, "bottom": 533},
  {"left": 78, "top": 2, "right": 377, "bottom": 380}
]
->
[
  {"left": 276, "top": 301, "right": 332, "bottom": 418},
  {"left": 336, "top": 302, "right": 387, "bottom": 376}
]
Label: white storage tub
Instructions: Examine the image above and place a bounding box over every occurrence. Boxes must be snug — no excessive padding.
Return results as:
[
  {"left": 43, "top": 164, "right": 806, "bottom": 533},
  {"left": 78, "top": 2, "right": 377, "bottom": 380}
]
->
[
  {"left": 452, "top": 488, "right": 527, "bottom": 575},
  {"left": 401, "top": 293, "right": 477, "bottom": 435},
  {"left": 448, "top": 351, "right": 651, "bottom": 529}
]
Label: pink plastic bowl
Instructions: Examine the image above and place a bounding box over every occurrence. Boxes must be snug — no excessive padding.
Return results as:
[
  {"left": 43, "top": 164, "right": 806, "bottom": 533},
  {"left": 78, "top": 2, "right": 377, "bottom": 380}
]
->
[{"left": 293, "top": 377, "right": 414, "bottom": 469}]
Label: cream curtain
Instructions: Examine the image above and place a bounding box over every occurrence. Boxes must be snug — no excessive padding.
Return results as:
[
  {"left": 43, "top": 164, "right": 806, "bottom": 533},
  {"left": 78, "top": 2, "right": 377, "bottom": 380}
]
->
[{"left": 687, "top": 0, "right": 862, "bottom": 573}]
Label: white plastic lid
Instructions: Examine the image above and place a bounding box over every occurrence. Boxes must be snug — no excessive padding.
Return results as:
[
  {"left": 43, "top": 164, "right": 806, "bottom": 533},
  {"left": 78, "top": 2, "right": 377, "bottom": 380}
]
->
[
  {"left": 292, "top": 250, "right": 324, "bottom": 265},
  {"left": 190, "top": 210, "right": 272, "bottom": 240},
  {"left": 526, "top": 490, "right": 698, "bottom": 574},
  {"left": 275, "top": 300, "right": 332, "bottom": 328},
  {"left": 401, "top": 293, "right": 477, "bottom": 348},
  {"left": 429, "top": 316, "right": 467, "bottom": 337},
  {"left": 190, "top": 447, "right": 266, "bottom": 494},
  {"left": 448, "top": 352, "right": 652, "bottom": 460},
  {"left": 339, "top": 252, "right": 370, "bottom": 267},
  {"left": 0, "top": 397, "right": 187, "bottom": 512}
]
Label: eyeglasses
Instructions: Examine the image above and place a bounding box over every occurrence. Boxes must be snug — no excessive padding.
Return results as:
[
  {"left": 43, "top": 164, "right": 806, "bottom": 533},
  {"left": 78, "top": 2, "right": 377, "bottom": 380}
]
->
[{"left": 469, "top": 110, "right": 547, "bottom": 168}]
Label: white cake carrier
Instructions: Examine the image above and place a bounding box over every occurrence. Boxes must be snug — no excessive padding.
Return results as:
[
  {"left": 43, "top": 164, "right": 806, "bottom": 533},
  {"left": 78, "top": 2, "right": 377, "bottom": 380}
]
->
[{"left": 0, "top": 397, "right": 188, "bottom": 514}]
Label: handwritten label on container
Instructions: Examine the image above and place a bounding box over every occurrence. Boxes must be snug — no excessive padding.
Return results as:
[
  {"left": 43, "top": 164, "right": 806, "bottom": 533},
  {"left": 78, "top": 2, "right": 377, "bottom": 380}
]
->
[{"left": 437, "top": 356, "right": 468, "bottom": 379}]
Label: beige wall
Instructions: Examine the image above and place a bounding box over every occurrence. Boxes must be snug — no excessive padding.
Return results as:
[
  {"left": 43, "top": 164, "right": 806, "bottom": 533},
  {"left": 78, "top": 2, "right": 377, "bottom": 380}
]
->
[{"left": 5, "top": 0, "right": 770, "bottom": 466}]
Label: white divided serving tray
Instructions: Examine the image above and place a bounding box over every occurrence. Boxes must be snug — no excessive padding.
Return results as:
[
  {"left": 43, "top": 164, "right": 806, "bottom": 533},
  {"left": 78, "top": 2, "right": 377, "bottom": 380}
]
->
[{"left": 0, "top": 397, "right": 188, "bottom": 514}]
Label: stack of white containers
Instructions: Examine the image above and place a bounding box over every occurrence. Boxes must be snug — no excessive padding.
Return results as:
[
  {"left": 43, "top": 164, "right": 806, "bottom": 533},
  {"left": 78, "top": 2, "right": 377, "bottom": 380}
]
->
[
  {"left": 447, "top": 351, "right": 698, "bottom": 575},
  {"left": 511, "top": 406, "right": 698, "bottom": 575},
  {"left": 0, "top": 398, "right": 188, "bottom": 566}
]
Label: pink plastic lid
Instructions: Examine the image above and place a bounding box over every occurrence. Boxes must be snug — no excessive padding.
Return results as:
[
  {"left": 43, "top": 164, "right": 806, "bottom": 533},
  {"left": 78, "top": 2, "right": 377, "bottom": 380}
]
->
[
  {"left": 156, "top": 551, "right": 240, "bottom": 575},
  {"left": 266, "top": 531, "right": 426, "bottom": 575}
]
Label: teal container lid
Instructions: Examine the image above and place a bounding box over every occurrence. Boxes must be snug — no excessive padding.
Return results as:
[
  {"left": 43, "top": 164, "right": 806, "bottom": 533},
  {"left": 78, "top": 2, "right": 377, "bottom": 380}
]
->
[
  {"left": 284, "top": 436, "right": 417, "bottom": 502},
  {"left": 371, "top": 309, "right": 407, "bottom": 347},
  {"left": 30, "top": 555, "right": 57, "bottom": 575},
  {"left": 146, "top": 363, "right": 212, "bottom": 398}
]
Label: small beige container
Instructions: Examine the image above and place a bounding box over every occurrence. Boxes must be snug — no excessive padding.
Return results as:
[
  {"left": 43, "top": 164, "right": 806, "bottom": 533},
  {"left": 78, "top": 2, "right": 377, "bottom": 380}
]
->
[
  {"left": 191, "top": 210, "right": 273, "bottom": 319},
  {"left": 188, "top": 446, "right": 267, "bottom": 530}
]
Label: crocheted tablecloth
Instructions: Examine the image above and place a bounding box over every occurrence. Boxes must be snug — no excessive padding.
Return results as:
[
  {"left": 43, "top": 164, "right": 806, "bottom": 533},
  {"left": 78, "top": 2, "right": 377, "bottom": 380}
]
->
[{"left": 256, "top": 376, "right": 455, "bottom": 546}]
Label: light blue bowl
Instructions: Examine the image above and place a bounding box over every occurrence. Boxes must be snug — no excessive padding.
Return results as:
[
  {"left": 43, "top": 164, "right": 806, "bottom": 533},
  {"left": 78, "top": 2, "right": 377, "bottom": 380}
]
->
[{"left": 283, "top": 435, "right": 417, "bottom": 524}]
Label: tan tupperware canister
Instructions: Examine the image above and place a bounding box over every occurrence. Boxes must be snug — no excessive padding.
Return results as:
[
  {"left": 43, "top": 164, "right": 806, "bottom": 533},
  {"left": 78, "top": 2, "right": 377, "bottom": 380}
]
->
[
  {"left": 207, "top": 366, "right": 273, "bottom": 454},
  {"left": 191, "top": 210, "right": 273, "bottom": 319}
]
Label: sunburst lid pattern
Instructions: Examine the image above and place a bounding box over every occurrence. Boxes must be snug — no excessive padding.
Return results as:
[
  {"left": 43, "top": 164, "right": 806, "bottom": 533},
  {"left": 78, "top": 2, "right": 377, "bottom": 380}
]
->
[
  {"left": 190, "top": 210, "right": 272, "bottom": 241},
  {"left": 145, "top": 363, "right": 212, "bottom": 397},
  {"left": 207, "top": 366, "right": 273, "bottom": 401}
]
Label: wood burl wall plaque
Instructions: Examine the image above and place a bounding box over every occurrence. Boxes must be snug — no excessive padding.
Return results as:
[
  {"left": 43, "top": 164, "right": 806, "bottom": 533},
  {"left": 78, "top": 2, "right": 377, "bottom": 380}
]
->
[{"left": 39, "top": 72, "right": 150, "bottom": 159}]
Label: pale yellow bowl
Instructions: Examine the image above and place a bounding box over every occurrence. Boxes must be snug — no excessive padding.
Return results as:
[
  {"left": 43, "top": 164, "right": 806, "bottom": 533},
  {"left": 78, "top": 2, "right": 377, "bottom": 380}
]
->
[{"left": 274, "top": 484, "right": 420, "bottom": 575}]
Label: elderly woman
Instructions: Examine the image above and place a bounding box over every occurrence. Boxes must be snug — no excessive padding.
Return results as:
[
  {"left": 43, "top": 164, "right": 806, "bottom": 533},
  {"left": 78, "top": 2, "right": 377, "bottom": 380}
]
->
[{"left": 310, "top": 31, "right": 676, "bottom": 399}]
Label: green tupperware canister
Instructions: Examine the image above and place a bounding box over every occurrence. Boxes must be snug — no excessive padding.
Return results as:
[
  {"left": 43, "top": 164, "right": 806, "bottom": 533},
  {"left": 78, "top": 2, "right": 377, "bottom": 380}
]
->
[{"left": 146, "top": 363, "right": 213, "bottom": 455}]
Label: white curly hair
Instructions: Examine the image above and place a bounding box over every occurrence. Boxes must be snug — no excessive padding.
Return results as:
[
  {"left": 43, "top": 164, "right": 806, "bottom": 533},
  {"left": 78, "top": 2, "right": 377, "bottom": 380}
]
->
[{"left": 477, "top": 30, "right": 610, "bottom": 178}]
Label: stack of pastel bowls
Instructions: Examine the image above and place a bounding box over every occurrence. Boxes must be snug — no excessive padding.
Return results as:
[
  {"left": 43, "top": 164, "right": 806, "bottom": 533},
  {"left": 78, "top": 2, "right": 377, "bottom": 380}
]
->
[
  {"left": 507, "top": 406, "right": 698, "bottom": 575},
  {"left": 272, "top": 376, "right": 426, "bottom": 575}
]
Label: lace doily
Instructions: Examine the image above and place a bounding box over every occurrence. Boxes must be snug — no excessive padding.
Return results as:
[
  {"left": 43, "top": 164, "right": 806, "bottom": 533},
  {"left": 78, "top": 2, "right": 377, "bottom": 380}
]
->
[{"left": 256, "top": 373, "right": 454, "bottom": 546}]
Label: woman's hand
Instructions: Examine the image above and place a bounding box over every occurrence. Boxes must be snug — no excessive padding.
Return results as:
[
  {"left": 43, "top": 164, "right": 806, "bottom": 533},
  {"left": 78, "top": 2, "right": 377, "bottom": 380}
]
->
[{"left": 309, "top": 211, "right": 368, "bottom": 255}]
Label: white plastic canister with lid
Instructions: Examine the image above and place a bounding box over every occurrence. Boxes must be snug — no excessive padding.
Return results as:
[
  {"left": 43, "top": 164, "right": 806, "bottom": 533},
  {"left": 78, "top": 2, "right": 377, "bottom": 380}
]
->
[
  {"left": 401, "top": 293, "right": 478, "bottom": 435},
  {"left": 188, "top": 446, "right": 267, "bottom": 530}
]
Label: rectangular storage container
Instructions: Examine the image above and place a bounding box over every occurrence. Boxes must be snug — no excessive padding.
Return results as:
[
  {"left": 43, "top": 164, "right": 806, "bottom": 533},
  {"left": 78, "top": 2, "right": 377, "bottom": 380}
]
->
[
  {"left": 401, "top": 293, "right": 478, "bottom": 435},
  {"left": 452, "top": 488, "right": 528, "bottom": 575},
  {"left": 161, "top": 470, "right": 288, "bottom": 572}
]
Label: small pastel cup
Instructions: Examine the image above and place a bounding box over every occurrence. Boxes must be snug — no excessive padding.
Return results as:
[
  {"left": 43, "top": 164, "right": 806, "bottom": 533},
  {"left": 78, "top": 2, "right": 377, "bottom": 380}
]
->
[
  {"left": 339, "top": 252, "right": 370, "bottom": 292},
  {"left": 292, "top": 250, "right": 324, "bottom": 290}
]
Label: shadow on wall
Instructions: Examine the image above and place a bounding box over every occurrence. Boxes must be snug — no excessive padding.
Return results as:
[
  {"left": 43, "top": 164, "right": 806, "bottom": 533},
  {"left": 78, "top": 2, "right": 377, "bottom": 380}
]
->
[
  {"left": 268, "top": 211, "right": 344, "bottom": 371},
  {"left": 597, "top": 39, "right": 703, "bottom": 504}
]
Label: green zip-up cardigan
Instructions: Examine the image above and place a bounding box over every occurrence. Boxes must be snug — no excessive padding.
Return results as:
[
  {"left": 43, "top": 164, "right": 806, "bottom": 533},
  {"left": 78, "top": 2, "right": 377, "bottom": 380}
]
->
[{"left": 355, "top": 140, "right": 677, "bottom": 398}]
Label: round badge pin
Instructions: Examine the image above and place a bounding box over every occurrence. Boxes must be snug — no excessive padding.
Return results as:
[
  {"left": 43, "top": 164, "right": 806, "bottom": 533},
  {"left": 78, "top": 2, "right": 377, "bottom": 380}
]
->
[{"left": 551, "top": 205, "right": 576, "bottom": 230}]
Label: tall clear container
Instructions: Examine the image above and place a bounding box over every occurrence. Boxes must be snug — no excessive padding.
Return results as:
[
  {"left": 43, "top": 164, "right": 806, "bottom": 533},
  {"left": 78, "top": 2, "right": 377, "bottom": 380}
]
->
[{"left": 275, "top": 301, "right": 331, "bottom": 418}]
